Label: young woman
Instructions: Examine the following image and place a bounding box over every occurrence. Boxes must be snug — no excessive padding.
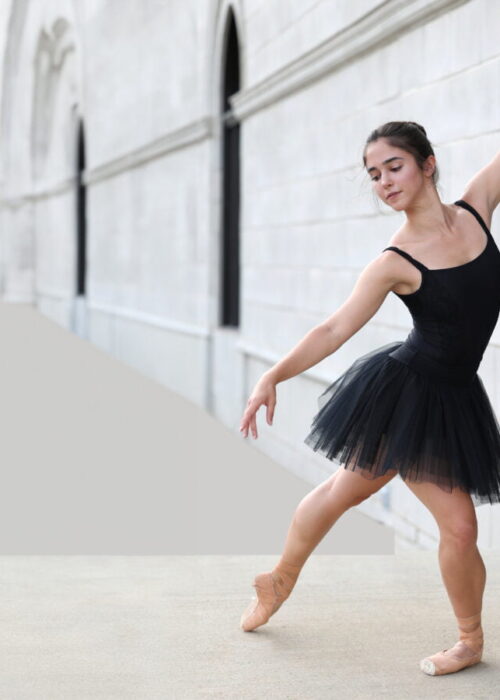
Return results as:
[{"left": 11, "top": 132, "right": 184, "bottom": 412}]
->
[{"left": 238, "top": 121, "right": 500, "bottom": 677}]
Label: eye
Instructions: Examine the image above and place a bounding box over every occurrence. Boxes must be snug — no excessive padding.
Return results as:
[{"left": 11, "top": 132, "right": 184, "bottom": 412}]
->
[{"left": 370, "top": 166, "right": 402, "bottom": 182}]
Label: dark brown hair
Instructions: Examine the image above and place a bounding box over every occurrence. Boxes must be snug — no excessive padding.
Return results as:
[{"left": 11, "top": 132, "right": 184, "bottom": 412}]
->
[{"left": 362, "top": 121, "right": 439, "bottom": 185}]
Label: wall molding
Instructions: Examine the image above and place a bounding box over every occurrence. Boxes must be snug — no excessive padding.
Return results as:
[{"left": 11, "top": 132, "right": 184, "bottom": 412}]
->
[
  {"left": 231, "top": 0, "right": 469, "bottom": 120},
  {"left": 87, "top": 300, "right": 210, "bottom": 339},
  {"left": 0, "top": 116, "right": 213, "bottom": 207},
  {"left": 0, "top": 175, "right": 78, "bottom": 208},
  {"left": 36, "top": 286, "right": 71, "bottom": 300},
  {"left": 84, "top": 116, "right": 213, "bottom": 185}
]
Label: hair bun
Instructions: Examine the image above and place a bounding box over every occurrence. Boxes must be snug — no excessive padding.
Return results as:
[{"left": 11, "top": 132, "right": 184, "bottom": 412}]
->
[{"left": 408, "top": 121, "right": 427, "bottom": 136}]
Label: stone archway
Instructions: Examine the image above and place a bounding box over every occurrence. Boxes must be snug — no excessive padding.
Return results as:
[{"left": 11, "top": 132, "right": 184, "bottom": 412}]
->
[{"left": 0, "top": 0, "right": 85, "bottom": 334}]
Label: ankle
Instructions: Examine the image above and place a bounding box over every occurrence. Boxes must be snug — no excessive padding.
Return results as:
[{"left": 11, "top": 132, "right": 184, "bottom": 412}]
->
[
  {"left": 272, "top": 560, "right": 302, "bottom": 591},
  {"left": 458, "top": 630, "right": 484, "bottom": 648},
  {"left": 457, "top": 611, "right": 484, "bottom": 649}
]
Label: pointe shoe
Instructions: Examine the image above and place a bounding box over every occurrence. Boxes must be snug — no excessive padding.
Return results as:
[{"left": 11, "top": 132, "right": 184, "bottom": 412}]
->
[
  {"left": 419, "top": 640, "right": 483, "bottom": 676},
  {"left": 420, "top": 612, "right": 484, "bottom": 676},
  {"left": 240, "top": 571, "right": 293, "bottom": 632}
]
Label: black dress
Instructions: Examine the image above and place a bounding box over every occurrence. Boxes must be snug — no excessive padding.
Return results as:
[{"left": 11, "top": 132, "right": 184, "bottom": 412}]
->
[{"left": 304, "top": 199, "right": 500, "bottom": 506}]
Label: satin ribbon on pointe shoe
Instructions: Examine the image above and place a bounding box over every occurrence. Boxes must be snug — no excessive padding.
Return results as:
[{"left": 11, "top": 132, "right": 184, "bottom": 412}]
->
[{"left": 420, "top": 612, "right": 484, "bottom": 676}]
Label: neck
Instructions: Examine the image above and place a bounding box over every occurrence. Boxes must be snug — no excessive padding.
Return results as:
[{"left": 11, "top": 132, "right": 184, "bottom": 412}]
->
[{"left": 402, "top": 188, "right": 454, "bottom": 238}]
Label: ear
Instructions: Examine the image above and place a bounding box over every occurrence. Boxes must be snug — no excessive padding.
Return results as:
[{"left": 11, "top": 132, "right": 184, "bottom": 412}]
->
[{"left": 423, "top": 154, "right": 436, "bottom": 178}]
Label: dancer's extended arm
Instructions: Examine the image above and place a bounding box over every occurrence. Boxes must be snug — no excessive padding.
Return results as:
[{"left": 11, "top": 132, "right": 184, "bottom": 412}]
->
[{"left": 239, "top": 253, "right": 403, "bottom": 439}]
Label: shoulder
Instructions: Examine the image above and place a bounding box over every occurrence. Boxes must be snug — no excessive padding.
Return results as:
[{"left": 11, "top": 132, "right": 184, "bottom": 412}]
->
[
  {"left": 378, "top": 222, "right": 426, "bottom": 287},
  {"left": 372, "top": 247, "right": 421, "bottom": 297},
  {"left": 374, "top": 242, "right": 417, "bottom": 281}
]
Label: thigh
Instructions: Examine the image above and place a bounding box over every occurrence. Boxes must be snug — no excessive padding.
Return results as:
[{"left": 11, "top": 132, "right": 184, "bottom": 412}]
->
[
  {"left": 402, "top": 476, "right": 477, "bottom": 537},
  {"left": 324, "top": 463, "right": 398, "bottom": 508}
]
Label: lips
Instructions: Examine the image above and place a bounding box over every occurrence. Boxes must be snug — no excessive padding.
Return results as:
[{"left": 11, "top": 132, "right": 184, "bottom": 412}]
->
[{"left": 387, "top": 191, "right": 401, "bottom": 200}]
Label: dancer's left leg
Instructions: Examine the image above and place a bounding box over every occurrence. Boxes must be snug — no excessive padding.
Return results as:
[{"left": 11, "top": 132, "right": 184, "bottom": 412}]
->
[{"left": 402, "top": 477, "right": 485, "bottom": 675}]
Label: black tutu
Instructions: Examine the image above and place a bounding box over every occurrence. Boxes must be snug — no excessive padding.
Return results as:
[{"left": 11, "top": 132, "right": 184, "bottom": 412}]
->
[{"left": 303, "top": 340, "right": 500, "bottom": 506}]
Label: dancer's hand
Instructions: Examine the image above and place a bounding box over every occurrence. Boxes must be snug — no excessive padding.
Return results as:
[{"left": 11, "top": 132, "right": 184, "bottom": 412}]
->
[{"left": 239, "top": 374, "right": 276, "bottom": 439}]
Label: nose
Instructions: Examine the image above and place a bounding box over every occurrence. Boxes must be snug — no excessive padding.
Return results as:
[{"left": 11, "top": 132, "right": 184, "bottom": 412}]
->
[{"left": 381, "top": 171, "right": 393, "bottom": 187}]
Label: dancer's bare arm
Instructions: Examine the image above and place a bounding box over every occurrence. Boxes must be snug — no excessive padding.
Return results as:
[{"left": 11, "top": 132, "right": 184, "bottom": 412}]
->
[
  {"left": 460, "top": 148, "right": 500, "bottom": 225},
  {"left": 239, "top": 253, "right": 403, "bottom": 438}
]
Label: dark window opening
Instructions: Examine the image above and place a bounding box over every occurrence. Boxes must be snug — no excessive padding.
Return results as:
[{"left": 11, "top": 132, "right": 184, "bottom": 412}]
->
[
  {"left": 76, "top": 119, "right": 87, "bottom": 296},
  {"left": 220, "top": 9, "right": 240, "bottom": 327}
]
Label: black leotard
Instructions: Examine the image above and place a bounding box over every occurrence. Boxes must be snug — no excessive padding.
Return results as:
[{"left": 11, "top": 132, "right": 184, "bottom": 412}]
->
[
  {"left": 304, "top": 199, "right": 500, "bottom": 505},
  {"left": 382, "top": 199, "right": 500, "bottom": 385}
]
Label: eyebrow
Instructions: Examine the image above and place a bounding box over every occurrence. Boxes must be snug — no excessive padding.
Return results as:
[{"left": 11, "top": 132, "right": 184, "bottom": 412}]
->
[{"left": 366, "top": 156, "right": 404, "bottom": 173}]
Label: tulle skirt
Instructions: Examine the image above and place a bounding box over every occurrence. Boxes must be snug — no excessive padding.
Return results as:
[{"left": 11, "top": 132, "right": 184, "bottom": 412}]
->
[{"left": 303, "top": 340, "right": 500, "bottom": 506}]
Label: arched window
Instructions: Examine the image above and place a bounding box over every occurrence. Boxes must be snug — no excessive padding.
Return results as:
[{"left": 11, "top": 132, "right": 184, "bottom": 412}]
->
[{"left": 220, "top": 9, "right": 240, "bottom": 327}]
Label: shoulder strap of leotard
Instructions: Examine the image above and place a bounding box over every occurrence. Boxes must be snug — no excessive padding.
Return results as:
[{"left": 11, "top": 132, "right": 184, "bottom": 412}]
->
[
  {"left": 454, "top": 199, "right": 491, "bottom": 236},
  {"left": 381, "top": 246, "right": 428, "bottom": 272}
]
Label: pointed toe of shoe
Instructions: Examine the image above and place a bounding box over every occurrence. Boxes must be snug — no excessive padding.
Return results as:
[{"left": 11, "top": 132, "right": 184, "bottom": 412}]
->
[
  {"left": 420, "top": 658, "right": 436, "bottom": 675},
  {"left": 239, "top": 596, "right": 260, "bottom": 631}
]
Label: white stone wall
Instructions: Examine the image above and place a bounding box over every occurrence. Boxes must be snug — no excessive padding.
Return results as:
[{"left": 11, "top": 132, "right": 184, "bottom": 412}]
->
[{"left": 1, "top": 0, "right": 500, "bottom": 550}]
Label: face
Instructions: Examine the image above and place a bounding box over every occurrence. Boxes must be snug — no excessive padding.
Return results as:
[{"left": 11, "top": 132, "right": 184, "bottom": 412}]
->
[{"left": 364, "top": 138, "right": 434, "bottom": 208}]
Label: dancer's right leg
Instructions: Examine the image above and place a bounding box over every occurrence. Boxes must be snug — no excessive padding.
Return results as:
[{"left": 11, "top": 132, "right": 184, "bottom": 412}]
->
[{"left": 240, "top": 464, "right": 397, "bottom": 631}]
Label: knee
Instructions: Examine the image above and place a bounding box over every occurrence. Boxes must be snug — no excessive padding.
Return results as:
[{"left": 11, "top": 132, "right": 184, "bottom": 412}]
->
[
  {"left": 441, "top": 518, "right": 478, "bottom": 549},
  {"left": 326, "top": 472, "right": 379, "bottom": 508}
]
